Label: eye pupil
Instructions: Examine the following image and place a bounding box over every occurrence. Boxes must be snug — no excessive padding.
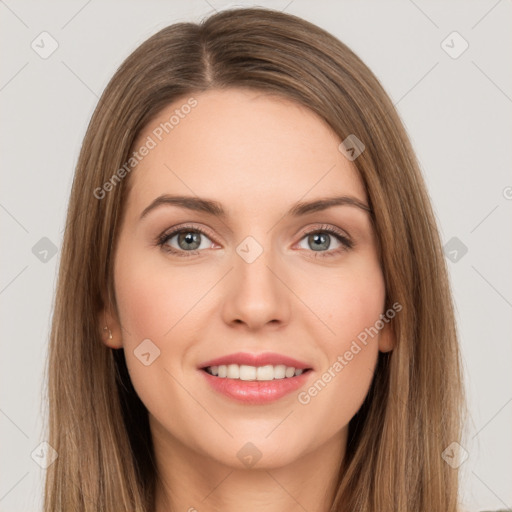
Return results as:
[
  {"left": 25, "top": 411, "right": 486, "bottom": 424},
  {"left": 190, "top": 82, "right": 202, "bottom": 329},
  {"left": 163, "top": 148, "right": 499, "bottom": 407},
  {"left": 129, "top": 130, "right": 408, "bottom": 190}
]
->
[
  {"left": 178, "top": 231, "right": 201, "bottom": 250},
  {"left": 309, "top": 233, "right": 330, "bottom": 251}
]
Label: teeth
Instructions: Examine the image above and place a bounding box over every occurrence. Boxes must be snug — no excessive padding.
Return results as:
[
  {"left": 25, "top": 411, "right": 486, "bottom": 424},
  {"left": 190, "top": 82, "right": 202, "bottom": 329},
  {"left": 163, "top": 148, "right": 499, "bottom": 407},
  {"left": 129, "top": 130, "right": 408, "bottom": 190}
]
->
[{"left": 205, "top": 364, "right": 307, "bottom": 381}]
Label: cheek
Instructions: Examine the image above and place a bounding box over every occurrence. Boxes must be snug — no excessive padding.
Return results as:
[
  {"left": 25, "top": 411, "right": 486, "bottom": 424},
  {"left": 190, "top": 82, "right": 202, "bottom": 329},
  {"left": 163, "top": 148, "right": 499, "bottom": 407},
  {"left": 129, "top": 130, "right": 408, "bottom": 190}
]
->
[
  {"left": 112, "top": 241, "right": 223, "bottom": 405},
  {"left": 295, "top": 259, "right": 384, "bottom": 406},
  {"left": 299, "top": 260, "right": 386, "bottom": 346},
  {"left": 113, "top": 244, "right": 208, "bottom": 342},
  {"left": 112, "top": 246, "right": 179, "bottom": 372},
  {"left": 113, "top": 247, "right": 196, "bottom": 420}
]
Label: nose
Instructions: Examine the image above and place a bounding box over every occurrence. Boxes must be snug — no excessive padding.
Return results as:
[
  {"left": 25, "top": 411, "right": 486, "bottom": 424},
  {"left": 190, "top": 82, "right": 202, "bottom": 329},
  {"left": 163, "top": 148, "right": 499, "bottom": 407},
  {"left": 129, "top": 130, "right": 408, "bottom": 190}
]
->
[{"left": 221, "top": 245, "right": 291, "bottom": 331}]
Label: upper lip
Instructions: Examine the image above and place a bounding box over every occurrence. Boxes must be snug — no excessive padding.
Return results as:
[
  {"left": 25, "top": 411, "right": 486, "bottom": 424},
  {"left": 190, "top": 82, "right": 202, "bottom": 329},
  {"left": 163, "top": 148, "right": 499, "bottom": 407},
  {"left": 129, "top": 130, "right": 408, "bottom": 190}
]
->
[{"left": 199, "top": 352, "right": 313, "bottom": 370}]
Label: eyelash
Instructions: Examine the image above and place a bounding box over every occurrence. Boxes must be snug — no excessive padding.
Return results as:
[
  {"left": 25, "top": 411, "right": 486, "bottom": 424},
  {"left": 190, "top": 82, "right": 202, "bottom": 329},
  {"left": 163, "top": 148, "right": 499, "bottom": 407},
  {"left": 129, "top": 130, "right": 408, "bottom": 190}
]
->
[{"left": 155, "top": 223, "right": 353, "bottom": 258}]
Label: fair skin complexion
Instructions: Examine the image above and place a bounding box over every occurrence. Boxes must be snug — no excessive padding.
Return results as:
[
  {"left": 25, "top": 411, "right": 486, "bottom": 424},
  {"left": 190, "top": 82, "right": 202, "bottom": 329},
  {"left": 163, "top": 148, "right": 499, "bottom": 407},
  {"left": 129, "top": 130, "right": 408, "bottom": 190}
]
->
[{"left": 100, "top": 88, "right": 394, "bottom": 512}]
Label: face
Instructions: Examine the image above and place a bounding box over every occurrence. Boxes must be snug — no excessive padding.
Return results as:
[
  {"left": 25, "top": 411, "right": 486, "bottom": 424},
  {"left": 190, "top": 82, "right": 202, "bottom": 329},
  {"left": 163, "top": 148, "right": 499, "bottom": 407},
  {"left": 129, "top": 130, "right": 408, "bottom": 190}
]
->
[{"left": 101, "top": 88, "right": 394, "bottom": 471}]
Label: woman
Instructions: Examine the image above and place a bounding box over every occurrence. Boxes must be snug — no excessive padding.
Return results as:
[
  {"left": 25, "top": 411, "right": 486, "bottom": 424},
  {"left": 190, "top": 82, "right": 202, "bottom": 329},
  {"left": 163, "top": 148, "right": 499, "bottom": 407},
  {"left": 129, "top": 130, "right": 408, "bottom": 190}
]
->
[{"left": 44, "top": 7, "right": 469, "bottom": 511}]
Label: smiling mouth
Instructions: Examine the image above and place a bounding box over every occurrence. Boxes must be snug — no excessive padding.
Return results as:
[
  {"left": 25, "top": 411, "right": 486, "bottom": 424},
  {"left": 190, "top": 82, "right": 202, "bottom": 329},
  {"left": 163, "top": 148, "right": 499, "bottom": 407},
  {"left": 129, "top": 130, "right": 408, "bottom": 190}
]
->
[{"left": 202, "top": 364, "right": 312, "bottom": 381}]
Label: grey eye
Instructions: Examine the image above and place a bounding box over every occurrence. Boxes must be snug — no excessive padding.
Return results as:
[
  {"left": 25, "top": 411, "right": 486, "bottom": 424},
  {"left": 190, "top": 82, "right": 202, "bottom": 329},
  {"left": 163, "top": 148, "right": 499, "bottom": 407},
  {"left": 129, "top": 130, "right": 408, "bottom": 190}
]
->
[
  {"left": 298, "top": 232, "right": 342, "bottom": 252},
  {"left": 165, "top": 230, "right": 213, "bottom": 251}
]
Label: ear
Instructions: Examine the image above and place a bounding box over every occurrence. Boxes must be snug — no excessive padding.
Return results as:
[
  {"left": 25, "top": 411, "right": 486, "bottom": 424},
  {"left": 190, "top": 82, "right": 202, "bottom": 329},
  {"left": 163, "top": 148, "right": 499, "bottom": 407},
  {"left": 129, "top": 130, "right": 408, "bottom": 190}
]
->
[
  {"left": 378, "top": 321, "right": 395, "bottom": 353},
  {"left": 98, "top": 300, "right": 123, "bottom": 349}
]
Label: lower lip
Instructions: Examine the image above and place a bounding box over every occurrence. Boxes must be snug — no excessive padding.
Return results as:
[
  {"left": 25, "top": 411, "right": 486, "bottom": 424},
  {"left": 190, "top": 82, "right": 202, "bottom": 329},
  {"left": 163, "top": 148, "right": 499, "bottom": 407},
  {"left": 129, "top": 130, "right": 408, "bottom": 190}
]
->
[{"left": 200, "top": 369, "right": 312, "bottom": 405}]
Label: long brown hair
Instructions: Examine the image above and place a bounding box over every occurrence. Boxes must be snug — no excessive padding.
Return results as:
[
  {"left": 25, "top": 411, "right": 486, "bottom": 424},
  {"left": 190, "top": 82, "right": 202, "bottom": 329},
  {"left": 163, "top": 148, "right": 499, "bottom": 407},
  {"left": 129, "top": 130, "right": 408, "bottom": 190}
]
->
[{"left": 43, "top": 7, "right": 467, "bottom": 511}]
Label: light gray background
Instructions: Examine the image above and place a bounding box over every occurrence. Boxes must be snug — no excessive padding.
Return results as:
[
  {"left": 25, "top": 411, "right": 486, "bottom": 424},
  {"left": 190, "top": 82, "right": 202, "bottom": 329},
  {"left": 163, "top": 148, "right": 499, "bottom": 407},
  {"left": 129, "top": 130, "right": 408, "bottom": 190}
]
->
[{"left": 1, "top": 1, "right": 511, "bottom": 511}]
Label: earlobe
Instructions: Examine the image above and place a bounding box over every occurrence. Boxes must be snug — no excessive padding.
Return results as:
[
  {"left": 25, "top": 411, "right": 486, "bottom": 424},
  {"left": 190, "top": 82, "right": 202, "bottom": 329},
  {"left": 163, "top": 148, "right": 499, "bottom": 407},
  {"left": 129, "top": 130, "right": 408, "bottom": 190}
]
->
[
  {"left": 99, "top": 306, "right": 124, "bottom": 349},
  {"left": 378, "top": 323, "right": 395, "bottom": 353}
]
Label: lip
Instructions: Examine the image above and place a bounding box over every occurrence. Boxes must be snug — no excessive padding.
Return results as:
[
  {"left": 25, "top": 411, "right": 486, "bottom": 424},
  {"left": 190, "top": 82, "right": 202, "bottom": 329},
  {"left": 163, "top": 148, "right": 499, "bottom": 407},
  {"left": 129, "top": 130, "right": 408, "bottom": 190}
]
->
[
  {"left": 198, "top": 351, "right": 313, "bottom": 370},
  {"left": 200, "top": 368, "right": 313, "bottom": 405}
]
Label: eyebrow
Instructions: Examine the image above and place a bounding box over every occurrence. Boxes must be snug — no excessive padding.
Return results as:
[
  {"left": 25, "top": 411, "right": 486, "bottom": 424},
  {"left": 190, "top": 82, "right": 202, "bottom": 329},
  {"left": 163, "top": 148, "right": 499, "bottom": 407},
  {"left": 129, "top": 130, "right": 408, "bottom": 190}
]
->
[{"left": 139, "top": 194, "right": 372, "bottom": 221}]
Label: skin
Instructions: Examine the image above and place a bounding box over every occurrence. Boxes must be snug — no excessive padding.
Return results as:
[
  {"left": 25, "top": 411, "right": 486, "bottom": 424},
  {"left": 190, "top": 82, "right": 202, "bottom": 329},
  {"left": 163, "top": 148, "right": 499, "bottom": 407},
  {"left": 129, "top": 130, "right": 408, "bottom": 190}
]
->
[{"left": 100, "top": 88, "right": 394, "bottom": 512}]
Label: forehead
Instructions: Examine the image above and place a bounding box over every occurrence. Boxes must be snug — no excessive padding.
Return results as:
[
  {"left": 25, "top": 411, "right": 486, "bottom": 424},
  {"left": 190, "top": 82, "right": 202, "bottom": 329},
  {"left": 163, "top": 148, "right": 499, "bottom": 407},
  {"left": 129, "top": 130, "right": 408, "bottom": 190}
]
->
[{"left": 126, "top": 88, "right": 366, "bottom": 218}]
